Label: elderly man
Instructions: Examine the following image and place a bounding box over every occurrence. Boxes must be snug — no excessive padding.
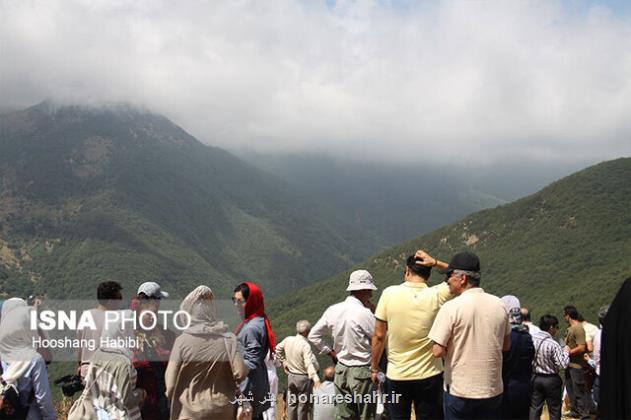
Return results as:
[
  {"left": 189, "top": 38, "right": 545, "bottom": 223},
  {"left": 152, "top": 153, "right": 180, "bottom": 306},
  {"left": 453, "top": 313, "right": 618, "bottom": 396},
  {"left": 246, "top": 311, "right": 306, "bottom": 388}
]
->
[
  {"left": 428, "top": 251, "right": 511, "bottom": 420},
  {"left": 309, "top": 269, "right": 378, "bottom": 420},
  {"left": 276, "top": 320, "right": 321, "bottom": 420}
]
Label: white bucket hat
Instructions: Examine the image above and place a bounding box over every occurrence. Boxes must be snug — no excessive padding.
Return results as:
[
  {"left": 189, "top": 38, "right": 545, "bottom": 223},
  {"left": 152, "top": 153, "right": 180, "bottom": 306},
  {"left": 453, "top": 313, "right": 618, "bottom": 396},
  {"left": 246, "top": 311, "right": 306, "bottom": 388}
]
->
[{"left": 346, "top": 270, "right": 378, "bottom": 292}]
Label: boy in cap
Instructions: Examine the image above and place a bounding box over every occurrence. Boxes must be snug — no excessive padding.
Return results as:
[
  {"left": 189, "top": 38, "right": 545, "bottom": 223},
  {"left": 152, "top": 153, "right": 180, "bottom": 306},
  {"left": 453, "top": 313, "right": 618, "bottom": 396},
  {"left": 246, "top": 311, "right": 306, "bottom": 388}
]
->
[{"left": 309, "top": 270, "right": 378, "bottom": 420}]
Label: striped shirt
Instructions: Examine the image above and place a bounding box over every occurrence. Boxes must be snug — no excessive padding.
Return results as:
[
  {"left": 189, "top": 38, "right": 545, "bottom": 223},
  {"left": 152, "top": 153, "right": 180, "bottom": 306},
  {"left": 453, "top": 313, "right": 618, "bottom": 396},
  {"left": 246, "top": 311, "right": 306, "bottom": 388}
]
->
[{"left": 531, "top": 330, "right": 570, "bottom": 375}]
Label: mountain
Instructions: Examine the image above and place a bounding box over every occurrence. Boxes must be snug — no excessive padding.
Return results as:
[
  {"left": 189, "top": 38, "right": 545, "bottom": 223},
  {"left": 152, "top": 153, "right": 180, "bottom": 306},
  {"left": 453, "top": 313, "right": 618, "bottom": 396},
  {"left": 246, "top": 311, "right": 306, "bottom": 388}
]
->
[
  {"left": 0, "top": 101, "right": 384, "bottom": 299},
  {"left": 268, "top": 158, "right": 631, "bottom": 338},
  {"left": 239, "top": 152, "right": 508, "bottom": 244}
]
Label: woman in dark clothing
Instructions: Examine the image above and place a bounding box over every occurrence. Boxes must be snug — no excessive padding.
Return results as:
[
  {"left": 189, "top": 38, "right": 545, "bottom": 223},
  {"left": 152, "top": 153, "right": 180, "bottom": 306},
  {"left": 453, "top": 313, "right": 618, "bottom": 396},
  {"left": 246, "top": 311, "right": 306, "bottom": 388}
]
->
[
  {"left": 501, "top": 295, "right": 535, "bottom": 420},
  {"left": 130, "top": 293, "right": 175, "bottom": 419},
  {"left": 599, "top": 277, "right": 631, "bottom": 420}
]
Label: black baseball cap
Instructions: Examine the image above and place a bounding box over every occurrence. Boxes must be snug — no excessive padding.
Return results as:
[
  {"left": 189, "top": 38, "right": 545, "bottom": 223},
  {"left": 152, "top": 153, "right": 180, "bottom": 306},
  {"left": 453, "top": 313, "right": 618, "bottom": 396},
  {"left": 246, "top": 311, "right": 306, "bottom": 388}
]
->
[{"left": 439, "top": 251, "right": 481, "bottom": 275}]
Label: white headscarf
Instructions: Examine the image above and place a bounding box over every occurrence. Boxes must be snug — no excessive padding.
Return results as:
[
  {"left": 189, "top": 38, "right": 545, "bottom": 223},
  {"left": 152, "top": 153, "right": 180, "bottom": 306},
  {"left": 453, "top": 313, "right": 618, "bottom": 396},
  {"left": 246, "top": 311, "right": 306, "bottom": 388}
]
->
[
  {"left": 99, "top": 309, "right": 136, "bottom": 360},
  {"left": 501, "top": 295, "right": 523, "bottom": 325},
  {"left": 0, "top": 298, "right": 39, "bottom": 383},
  {"left": 179, "top": 285, "right": 227, "bottom": 335}
]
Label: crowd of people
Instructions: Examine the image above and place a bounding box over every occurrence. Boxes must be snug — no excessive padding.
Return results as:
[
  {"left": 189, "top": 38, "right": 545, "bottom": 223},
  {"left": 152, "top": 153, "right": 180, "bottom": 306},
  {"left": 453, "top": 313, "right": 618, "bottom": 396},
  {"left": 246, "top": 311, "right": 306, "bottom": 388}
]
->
[{"left": 0, "top": 249, "right": 629, "bottom": 420}]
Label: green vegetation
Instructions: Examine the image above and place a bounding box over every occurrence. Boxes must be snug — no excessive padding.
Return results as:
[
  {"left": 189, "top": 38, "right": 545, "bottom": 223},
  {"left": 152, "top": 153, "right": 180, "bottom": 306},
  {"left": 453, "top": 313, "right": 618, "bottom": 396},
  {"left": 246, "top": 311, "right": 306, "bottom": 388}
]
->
[
  {"left": 0, "top": 102, "right": 382, "bottom": 299},
  {"left": 268, "top": 158, "right": 631, "bottom": 340}
]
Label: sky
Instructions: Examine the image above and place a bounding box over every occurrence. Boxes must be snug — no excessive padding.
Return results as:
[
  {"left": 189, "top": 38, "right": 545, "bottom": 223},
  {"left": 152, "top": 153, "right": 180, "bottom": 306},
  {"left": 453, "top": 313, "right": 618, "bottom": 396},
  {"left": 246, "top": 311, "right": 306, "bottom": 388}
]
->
[{"left": 1, "top": 0, "right": 631, "bottom": 166}]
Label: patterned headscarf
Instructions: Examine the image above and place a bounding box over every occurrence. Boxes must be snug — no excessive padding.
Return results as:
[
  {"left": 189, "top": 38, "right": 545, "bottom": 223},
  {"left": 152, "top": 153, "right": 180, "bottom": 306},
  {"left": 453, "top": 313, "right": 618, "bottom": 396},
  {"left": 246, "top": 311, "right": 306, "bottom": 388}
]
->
[{"left": 501, "top": 295, "right": 523, "bottom": 325}]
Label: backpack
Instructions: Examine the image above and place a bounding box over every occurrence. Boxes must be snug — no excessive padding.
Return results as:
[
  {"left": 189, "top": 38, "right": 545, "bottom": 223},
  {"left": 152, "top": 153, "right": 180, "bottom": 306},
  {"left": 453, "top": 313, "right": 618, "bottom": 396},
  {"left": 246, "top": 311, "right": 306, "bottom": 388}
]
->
[{"left": 0, "top": 377, "right": 31, "bottom": 420}]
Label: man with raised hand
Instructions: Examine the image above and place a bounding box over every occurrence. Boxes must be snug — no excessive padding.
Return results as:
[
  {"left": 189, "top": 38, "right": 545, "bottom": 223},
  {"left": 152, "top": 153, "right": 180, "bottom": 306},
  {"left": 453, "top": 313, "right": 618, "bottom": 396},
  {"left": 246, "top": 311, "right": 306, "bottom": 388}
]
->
[
  {"left": 309, "top": 270, "right": 377, "bottom": 420},
  {"left": 428, "top": 251, "right": 511, "bottom": 420},
  {"left": 371, "top": 250, "right": 452, "bottom": 419}
]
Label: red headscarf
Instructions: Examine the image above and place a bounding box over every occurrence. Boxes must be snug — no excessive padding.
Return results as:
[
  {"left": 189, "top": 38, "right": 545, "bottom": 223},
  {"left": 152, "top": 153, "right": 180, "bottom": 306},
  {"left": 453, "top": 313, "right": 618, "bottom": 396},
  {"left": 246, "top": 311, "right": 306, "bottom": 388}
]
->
[{"left": 234, "top": 282, "right": 277, "bottom": 354}]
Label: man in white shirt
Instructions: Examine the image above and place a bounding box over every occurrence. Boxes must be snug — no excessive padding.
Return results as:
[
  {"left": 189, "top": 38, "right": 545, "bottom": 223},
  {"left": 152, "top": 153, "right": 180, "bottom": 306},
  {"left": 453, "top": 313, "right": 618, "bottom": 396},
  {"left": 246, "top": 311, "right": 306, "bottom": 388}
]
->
[
  {"left": 309, "top": 270, "right": 377, "bottom": 420},
  {"left": 428, "top": 251, "right": 511, "bottom": 420},
  {"left": 276, "top": 320, "right": 320, "bottom": 420}
]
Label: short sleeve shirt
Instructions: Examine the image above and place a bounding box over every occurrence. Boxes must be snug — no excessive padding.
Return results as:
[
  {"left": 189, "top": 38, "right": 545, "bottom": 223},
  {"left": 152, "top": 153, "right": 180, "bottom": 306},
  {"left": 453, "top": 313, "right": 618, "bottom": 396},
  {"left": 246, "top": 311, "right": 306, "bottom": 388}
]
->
[
  {"left": 375, "top": 281, "right": 452, "bottom": 380},
  {"left": 566, "top": 323, "right": 587, "bottom": 368},
  {"left": 428, "top": 288, "right": 510, "bottom": 399}
]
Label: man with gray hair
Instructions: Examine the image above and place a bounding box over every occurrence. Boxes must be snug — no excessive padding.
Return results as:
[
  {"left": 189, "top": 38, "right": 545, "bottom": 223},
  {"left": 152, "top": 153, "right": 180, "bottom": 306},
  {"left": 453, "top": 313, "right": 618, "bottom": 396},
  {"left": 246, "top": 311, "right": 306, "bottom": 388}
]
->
[
  {"left": 276, "top": 320, "right": 320, "bottom": 420},
  {"left": 429, "top": 251, "right": 511, "bottom": 420}
]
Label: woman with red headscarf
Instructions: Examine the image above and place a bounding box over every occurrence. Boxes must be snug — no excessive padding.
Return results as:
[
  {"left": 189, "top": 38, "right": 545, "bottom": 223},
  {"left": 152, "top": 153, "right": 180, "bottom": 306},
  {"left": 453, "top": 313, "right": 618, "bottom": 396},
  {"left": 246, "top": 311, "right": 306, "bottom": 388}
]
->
[{"left": 233, "top": 282, "right": 277, "bottom": 420}]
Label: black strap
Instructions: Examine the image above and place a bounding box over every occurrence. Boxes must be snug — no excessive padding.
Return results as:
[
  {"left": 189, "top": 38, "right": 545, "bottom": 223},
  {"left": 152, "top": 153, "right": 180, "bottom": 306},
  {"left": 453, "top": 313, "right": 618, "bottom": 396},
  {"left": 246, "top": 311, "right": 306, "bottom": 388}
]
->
[{"left": 532, "top": 336, "right": 551, "bottom": 373}]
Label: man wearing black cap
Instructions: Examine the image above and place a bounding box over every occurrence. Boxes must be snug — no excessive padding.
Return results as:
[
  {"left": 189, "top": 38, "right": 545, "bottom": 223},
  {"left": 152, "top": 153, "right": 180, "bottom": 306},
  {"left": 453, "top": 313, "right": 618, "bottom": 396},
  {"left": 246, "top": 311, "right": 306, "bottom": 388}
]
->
[{"left": 428, "top": 251, "right": 511, "bottom": 420}]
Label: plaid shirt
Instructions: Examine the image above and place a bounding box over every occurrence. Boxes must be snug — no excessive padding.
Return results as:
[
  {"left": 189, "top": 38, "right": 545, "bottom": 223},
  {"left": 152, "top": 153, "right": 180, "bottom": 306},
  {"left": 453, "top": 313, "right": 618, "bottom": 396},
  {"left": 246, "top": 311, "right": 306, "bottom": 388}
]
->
[{"left": 531, "top": 330, "right": 569, "bottom": 375}]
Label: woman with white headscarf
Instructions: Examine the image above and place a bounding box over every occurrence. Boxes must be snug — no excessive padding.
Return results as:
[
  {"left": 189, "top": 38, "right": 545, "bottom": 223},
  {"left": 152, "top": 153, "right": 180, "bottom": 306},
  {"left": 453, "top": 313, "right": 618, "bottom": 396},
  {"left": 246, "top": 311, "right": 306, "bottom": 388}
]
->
[
  {"left": 0, "top": 298, "right": 56, "bottom": 420},
  {"left": 500, "top": 295, "right": 535, "bottom": 420},
  {"left": 165, "top": 285, "right": 249, "bottom": 419},
  {"left": 68, "top": 309, "right": 145, "bottom": 420}
]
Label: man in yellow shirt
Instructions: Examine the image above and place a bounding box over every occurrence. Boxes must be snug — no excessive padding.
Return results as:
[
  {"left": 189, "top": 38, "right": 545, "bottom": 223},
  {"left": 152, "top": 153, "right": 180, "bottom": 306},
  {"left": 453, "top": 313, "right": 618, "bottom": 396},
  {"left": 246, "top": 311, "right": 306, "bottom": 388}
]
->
[{"left": 371, "top": 249, "right": 452, "bottom": 419}]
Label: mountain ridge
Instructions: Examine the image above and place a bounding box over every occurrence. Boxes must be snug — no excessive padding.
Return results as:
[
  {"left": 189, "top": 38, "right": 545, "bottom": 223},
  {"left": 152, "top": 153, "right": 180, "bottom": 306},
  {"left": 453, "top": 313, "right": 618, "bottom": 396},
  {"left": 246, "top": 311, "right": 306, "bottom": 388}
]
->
[
  {"left": 0, "top": 101, "right": 383, "bottom": 298},
  {"left": 268, "top": 157, "right": 631, "bottom": 337}
]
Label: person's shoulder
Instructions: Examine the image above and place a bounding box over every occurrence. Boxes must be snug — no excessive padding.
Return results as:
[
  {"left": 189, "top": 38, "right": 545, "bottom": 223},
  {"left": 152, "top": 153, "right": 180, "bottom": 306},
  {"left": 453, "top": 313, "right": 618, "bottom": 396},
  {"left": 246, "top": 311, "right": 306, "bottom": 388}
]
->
[
  {"left": 381, "top": 284, "right": 401, "bottom": 294},
  {"left": 323, "top": 300, "right": 345, "bottom": 314},
  {"left": 221, "top": 332, "right": 240, "bottom": 348},
  {"left": 437, "top": 296, "right": 458, "bottom": 313},
  {"left": 244, "top": 316, "right": 265, "bottom": 328},
  {"left": 480, "top": 291, "right": 509, "bottom": 310},
  {"left": 376, "top": 285, "right": 401, "bottom": 303},
  {"left": 481, "top": 290, "right": 503, "bottom": 302},
  {"left": 28, "top": 353, "right": 46, "bottom": 370},
  {"left": 350, "top": 302, "right": 373, "bottom": 317},
  {"left": 570, "top": 323, "right": 584, "bottom": 333},
  {"left": 277, "top": 335, "right": 292, "bottom": 345}
]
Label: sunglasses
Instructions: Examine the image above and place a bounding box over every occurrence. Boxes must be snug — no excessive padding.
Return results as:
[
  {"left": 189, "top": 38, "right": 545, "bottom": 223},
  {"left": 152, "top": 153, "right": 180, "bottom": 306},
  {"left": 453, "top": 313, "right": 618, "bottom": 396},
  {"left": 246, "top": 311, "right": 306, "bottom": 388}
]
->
[{"left": 139, "top": 294, "right": 161, "bottom": 301}]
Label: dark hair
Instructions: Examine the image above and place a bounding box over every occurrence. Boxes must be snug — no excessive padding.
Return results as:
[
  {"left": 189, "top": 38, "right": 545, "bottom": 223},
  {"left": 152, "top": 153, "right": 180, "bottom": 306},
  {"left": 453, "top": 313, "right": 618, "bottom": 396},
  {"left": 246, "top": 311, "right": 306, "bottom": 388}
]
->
[
  {"left": 97, "top": 281, "right": 123, "bottom": 305},
  {"left": 406, "top": 255, "right": 431, "bottom": 280},
  {"left": 539, "top": 314, "right": 559, "bottom": 332},
  {"left": 234, "top": 283, "right": 250, "bottom": 301},
  {"left": 563, "top": 305, "right": 580, "bottom": 320},
  {"left": 521, "top": 307, "right": 531, "bottom": 322}
]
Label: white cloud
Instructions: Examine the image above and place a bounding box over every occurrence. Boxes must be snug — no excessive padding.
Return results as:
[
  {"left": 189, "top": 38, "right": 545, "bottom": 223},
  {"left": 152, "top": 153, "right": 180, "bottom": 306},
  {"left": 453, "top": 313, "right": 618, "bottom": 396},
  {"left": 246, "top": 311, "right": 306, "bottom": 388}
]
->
[{"left": 1, "top": 0, "right": 631, "bottom": 164}]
